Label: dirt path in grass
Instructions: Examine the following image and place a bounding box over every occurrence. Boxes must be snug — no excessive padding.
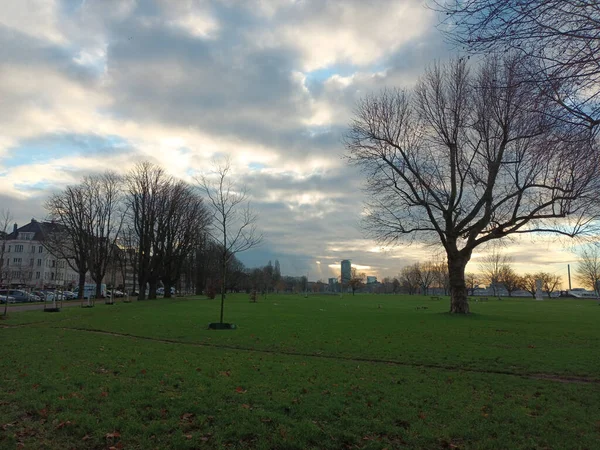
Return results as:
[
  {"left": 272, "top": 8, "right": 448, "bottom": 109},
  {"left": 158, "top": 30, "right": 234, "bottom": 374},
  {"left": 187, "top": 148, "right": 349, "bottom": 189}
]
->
[{"left": 54, "top": 326, "right": 600, "bottom": 385}]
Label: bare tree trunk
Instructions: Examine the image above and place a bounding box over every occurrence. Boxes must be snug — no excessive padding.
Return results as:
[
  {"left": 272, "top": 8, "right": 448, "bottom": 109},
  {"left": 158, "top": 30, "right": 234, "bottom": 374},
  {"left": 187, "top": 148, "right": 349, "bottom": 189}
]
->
[
  {"left": 220, "top": 258, "right": 226, "bottom": 323},
  {"left": 448, "top": 254, "right": 470, "bottom": 314},
  {"left": 148, "top": 279, "right": 157, "bottom": 299},
  {"left": 164, "top": 281, "right": 172, "bottom": 298},
  {"left": 78, "top": 272, "right": 86, "bottom": 307},
  {"left": 137, "top": 278, "right": 146, "bottom": 301}
]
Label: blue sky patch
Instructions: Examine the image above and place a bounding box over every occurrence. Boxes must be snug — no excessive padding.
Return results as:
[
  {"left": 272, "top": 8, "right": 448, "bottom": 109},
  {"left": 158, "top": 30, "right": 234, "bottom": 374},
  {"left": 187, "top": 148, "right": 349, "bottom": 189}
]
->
[{"left": 2, "top": 133, "right": 131, "bottom": 168}]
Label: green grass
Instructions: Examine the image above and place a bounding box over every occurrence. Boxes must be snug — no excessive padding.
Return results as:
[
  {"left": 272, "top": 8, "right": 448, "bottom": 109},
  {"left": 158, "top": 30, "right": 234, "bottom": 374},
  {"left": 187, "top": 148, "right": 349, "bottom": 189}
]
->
[{"left": 1, "top": 294, "right": 599, "bottom": 449}]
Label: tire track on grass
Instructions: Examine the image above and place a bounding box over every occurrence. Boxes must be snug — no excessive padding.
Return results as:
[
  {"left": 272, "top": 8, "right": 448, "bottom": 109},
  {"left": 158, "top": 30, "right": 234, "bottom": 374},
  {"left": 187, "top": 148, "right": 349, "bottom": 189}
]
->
[{"left": 56, "top": 326, "right": 600, "bottom": 385}]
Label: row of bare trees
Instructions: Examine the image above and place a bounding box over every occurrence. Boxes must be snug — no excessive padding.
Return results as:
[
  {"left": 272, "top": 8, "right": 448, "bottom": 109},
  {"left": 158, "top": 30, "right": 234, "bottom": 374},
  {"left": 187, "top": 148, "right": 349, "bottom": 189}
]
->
[
  {"left": 43, "top": 158, "right": 262, "bottom": 319},
  {"left": 398, "top": 261, "right": 450, "bottom": 296}
]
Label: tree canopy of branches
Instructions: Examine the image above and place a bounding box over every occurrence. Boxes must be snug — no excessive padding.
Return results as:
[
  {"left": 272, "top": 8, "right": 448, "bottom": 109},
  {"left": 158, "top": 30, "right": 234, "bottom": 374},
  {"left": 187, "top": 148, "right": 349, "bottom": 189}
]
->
[
  {"left": 126, "top": 162, "right": 166, "bottom": 300},
  {"left": 499, "top": 266, "right": 521, "bottom": 297},
  {"left": 155, "top": 181, "right": 210, "bottom": 299},
  {"left": 198, "top": 157, "right": 263, "bottom": 324},
  {"left": 478, "top": 247, "right": 511, "bottom": 296},
  {"left": 575, "top": 244, "right": 600, "bottom": 295},
  {"left": 127, "top": 162, "right": 209, "bottom": 300},
  {"left": 346, "top": 56, "right": 599, "bottom": 313},
  {"left": 348, "top": 267, "right": 365, "bottom": 295},
  {"left": 521, "top": 273, "right": 539, "bottom": 298},
  {"left": 437, "top": 0, "right": 600, "bottom": 130},
  {"left": 84, "top": 172, "right": 126, "bottom": 300},
  {"left": 399, "top": 264, "right": 421, "bottom": 295},
  {"left": 539, "top": 272, "right": 562, "bottom": 297}
]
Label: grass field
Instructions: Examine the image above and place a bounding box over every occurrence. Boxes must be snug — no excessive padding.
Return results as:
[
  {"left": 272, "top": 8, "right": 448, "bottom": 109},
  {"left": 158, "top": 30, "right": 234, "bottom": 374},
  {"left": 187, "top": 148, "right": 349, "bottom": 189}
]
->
[{"left": 1, "top": 294, "right": 599, "bottom": 449}]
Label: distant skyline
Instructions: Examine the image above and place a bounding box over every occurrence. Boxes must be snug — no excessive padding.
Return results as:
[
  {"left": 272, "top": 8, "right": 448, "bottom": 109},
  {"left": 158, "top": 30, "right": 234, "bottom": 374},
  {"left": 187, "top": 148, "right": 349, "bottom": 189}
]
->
[{"left": 0, "top": 0, "right": 583, "bottom": 283}]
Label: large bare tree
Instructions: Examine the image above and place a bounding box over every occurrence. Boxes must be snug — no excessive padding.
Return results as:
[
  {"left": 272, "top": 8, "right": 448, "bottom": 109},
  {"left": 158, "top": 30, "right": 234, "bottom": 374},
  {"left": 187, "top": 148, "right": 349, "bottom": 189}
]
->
[
  {"left": 436, "top": 0, "right": 600, "bottom": 130},
  {"left": 45, "top": 185, "right": 92, "bottom": 304},
  {"left": 126, "top": 162, "right": 168, "bottom": 300},
  {"left": 197, "top": 157, "right": 263, "bottom": 324},
  {"left": 575, "top": 244, "right": 600, "bottom": 295},
  {"left": 156, "top": 181, "right": 211, "bottom": 298},
  {"left": 85, "top": 172, "right": 126, "bottom": 300},
  {"left": 346, "top": 56, "right": 599, "bottom": 313}
]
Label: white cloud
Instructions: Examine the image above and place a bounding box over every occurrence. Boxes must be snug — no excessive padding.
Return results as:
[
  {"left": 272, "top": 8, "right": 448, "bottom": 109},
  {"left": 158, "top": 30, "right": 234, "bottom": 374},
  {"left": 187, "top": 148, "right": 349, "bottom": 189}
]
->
[
  {"left": 274, "top": 1, "right": 434, "bottom": 71},
  {"left": 1, "top": 0, "right": 66, "bottom": 44}
]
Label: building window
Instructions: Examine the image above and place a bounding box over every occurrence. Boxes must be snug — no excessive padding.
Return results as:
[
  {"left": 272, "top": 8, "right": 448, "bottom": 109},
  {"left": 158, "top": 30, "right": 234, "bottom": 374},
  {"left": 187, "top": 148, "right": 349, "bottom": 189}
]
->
[
  {"left": 50, "top": 272, "right": 55, "bottom": 280},
  {"left": 13, "top": 258, "right": 22, "bottom": 265},
  {"left": 38, "top": 246, "right": 43, "bottom": 253},
  {"left": 51, "top": 260, "right": 56, "bottom": 268},
  {"left": 15, "top": 245, "right": 23, "bottom": 252},
  {"left": 36, "top": 272, "right": 40, "bottom": 279},
  {"left": 37, "top": 259, "right": 42, "bottom": 267},
  {"left": 7, "top": 246, "right": 10, "bottom": 253},
  {"left": 31, "top": 246, "right": 35, "bottom": 253},
  {"left": 29, "top": 259, "right": 34, "bottom": 267}
]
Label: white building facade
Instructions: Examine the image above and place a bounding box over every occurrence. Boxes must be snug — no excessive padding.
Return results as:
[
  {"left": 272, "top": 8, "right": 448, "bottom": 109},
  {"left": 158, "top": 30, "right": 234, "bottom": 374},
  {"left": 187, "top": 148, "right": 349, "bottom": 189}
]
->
[{"left": 1, "top": 219, "right": 79, "bottom": 290}]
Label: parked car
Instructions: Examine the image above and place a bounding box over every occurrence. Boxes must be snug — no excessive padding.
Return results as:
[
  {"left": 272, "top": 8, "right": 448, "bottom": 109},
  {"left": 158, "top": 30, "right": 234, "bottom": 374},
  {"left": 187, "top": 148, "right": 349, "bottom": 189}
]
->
[
  {"left": 0, "top": 290, "right": 33, "bottom": 303},
  {"left": 0, "top": 295, "right": 16, "bottom": 304},
  {"left": 157, "top": 287, "right": 176, "bottom": 295},
  {"left": 62, "top": 291, "right": 76, "bottom": 300}
]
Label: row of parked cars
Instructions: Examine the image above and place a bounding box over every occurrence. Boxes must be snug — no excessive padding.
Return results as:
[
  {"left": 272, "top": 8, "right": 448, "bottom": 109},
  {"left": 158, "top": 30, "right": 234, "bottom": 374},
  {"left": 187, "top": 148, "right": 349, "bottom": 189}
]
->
[{"left": 0, "top": 289, "right": 78, "bottom": 303}]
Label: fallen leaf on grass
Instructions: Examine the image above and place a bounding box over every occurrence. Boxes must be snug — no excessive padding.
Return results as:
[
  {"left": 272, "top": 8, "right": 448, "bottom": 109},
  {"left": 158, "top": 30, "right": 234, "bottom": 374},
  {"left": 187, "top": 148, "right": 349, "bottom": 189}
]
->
[
  {"left": 180, "top": 413, "right": 194, "bottom": 421},
  {"left": 82, "top": 434, "right": 91, "bottom": 441},
  {"left": 241, "top": 404, "right": 251, "bottom": 409},
  {"left": 100, "top": 391, "right": 109, "bottom": 397},
  {"left": 39, "top": 409, "right": 48, "bottom": 418},
  {"left": 32, "top": 384, "right": 40, "bottom": 390},
  {"left": 418, "top": 412, "right": 427, "bottom": 420},
  {"left": 105, "top": 431, "right": 121, "bottom": 439},
  {"left": 220, "top": 371, "right": 231, "bottom": 377},
  {"left": 185, "top": 434, "right": 193, "bottom": 440},
  {"left": 235, "top": 386, "right": 247, "bottom": 393},
  {"left": 140, "top": 369, "right": 147, "bottom": 374},
  {"left": 2, "top": 422, "right": 16, "bottom": 431}
]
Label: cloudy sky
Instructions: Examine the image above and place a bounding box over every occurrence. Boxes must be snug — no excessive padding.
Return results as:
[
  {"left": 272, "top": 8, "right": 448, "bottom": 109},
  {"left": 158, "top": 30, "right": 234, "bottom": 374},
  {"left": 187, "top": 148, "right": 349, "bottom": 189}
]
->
[{"left": 0, "top": 0, "right": 578, "bottom": 282}]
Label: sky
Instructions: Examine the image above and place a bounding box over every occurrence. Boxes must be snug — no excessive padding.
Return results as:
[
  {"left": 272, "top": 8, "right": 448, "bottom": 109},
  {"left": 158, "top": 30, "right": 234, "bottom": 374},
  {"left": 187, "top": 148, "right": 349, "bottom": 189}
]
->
[{"left": 0, "top": 0, "right": 580, "bottom": 283}]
